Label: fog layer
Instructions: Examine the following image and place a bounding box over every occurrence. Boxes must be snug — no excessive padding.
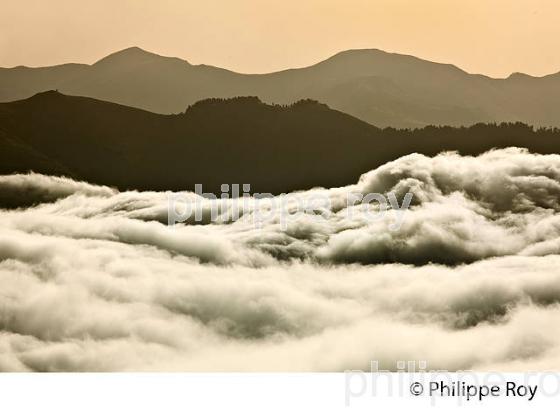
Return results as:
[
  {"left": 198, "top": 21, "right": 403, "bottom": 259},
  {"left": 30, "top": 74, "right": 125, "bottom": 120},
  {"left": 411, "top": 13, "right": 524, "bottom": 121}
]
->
[{"left": 1, "top": 148, "right": 559, "bottom": 371}]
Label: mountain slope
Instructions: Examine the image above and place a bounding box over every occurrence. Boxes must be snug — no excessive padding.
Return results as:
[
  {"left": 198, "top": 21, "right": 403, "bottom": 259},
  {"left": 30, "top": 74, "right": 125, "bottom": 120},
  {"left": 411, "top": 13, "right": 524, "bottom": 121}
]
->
[
  {"left": 2, "top": 48, "right": 560, "bottom": 128},
  {"left": 0, "top": 91, "right": 381, "bottom": 192},
  {"left": 1, "top": 91, "right": 560, "bottom": 194}
]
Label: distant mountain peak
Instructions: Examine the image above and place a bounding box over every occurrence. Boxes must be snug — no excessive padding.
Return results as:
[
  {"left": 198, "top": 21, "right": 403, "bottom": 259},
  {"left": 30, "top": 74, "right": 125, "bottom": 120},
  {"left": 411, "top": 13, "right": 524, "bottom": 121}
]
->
[
  {"left": 330, "top": 48, "right": 388, "bottom": 57},
  {"left": 119, "top": 46, "right": 146, "bottom": 53},
  {"left": 315, "top": 48, "right": 465, "bottom": 76},
  {"left": 93, "top": 46, "right": 189, "bottom": 67},
  {"left": 507, "top": 72, "right": 535, "bottom": 80},
  {"left": 321, "top": 48, "right": 390, "bottom": 63},
  {"left": 28, "top": 90, "right": 64, "bottom": 99}
]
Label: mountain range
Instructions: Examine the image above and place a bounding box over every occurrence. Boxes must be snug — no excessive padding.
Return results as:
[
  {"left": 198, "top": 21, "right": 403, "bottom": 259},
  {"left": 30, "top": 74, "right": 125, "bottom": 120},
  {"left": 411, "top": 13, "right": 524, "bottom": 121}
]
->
[
  {"left": 2, "top": 47, "right": 560, "bottom": 128},
  {"left": 1, "top": 91, "right": 559, "bottom": 194}
]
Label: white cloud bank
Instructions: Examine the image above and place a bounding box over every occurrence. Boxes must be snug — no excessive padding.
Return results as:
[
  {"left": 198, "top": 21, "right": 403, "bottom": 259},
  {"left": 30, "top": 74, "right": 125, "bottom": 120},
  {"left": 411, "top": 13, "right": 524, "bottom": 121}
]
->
[{"left": 1, "top": 148, "right": 560, "bottom": 371}]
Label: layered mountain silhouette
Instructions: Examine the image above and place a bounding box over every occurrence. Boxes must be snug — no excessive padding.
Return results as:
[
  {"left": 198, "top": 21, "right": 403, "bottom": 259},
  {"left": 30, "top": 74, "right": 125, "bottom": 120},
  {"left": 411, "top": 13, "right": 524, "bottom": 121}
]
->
[
  {"left": 1, "top": 91, "right": 560, "bottom": 194},
  {"left": 2, "top": 47, "right": 560, "bottom": 128}
]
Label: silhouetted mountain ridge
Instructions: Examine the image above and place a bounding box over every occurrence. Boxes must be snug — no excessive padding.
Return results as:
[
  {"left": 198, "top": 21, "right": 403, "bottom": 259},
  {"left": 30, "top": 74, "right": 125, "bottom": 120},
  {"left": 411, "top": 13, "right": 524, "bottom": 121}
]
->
[
  {"left": 2, "top": 92, "right": 560, "bottom": 194},
  {"left": 2, "top": 48, "right": 560, "bottom": 128}
]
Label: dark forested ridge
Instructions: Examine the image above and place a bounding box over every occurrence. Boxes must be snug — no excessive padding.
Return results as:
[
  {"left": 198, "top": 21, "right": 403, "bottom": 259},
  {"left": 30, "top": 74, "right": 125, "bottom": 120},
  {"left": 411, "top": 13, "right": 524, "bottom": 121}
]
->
[{"left": 1, "top": 91, "right": 560, "bottom": 194}]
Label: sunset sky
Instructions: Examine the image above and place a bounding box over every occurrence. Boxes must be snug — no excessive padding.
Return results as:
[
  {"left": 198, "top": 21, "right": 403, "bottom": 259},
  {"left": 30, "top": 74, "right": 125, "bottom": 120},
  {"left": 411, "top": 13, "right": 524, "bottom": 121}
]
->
[{"left": 1, "top": 0, "right": 559, "bottom": 78}]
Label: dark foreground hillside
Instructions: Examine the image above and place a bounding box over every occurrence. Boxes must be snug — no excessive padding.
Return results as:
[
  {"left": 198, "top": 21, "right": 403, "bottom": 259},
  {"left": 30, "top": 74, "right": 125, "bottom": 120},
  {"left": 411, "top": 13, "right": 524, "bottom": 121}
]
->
[{"left": 1, "top": 91, "right": 559, "bottom": 194}]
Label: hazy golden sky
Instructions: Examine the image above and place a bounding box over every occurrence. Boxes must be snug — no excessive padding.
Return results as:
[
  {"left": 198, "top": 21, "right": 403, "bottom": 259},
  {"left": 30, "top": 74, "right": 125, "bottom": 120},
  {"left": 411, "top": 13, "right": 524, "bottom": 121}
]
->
[{"left": 1, "top": 0, "right": 559, "bottom": 78}]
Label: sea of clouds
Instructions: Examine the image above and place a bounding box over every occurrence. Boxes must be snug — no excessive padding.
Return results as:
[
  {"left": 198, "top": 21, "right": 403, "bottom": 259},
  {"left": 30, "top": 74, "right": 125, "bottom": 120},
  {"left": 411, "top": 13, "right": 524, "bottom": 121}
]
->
[{"left": 1, "top": 148, "right": 560, "bottom": 371}]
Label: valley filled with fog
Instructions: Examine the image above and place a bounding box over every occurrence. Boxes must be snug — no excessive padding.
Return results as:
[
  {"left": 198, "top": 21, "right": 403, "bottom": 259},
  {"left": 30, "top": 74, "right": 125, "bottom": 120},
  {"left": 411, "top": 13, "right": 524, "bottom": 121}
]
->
[{"left": 1, "top": 148, "right": 560, "bottom": 371}]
